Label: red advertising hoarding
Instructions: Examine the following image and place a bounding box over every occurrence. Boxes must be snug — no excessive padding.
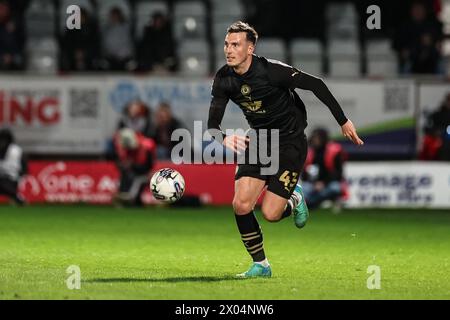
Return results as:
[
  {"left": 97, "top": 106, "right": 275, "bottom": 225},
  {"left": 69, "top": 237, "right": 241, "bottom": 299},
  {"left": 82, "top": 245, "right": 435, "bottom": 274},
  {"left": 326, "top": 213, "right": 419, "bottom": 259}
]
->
[{"left": 1, "top": 161, "right": 237, "bottom": 205}]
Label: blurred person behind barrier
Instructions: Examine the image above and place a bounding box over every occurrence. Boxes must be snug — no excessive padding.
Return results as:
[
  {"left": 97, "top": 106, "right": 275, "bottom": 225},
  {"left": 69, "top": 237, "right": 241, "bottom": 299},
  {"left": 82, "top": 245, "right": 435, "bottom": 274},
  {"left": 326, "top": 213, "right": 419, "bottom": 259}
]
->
[
  {"left": 101, "top": 6, "right": 134, "bottom": 71},
  {"left": 61, "top": 7, "right": 100, "bottom": 71},
  {"left": 420, "top": 92, "right": 450, "bottom": 160},
  {"left": 137, "top": 11, "right": 177, "bottom": 72},
  {"left": 393, "top": 1, "right": 443, "bottom": 74},
  {"left": 153, "top": 102, "right": 186, "bottom": 159},
  {"left": 0, "top": 1, "right": 24, "bottom": 70},
  {"left": 117, "top": 100, "right": 154, "bottom": 138},
  {"left": 0, "top": 128, "right": 27, "bottom": 205},
  {"left": 113, "top": 128, "right": 156, "bottom": 207},
  {"left": 302, "top": 128, "right": 348, "bottom": 210}
]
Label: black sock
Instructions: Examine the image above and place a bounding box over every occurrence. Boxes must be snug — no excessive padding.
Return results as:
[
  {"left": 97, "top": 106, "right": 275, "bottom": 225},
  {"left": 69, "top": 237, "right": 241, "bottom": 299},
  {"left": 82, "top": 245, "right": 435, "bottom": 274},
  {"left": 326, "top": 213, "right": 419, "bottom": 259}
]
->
[
  {"left": 280, "top": 201, "right": 292, "bottom": 220},
  {"left": 234, "top": 211, "right": 266, "bottom": 262}
]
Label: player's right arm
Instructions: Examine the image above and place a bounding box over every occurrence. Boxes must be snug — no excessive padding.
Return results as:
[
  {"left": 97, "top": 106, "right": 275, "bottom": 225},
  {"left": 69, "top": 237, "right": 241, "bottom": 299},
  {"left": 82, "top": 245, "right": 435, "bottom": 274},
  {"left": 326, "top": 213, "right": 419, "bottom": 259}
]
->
[
  {"left": 208, "top": 73, "right": 248, "bottom": 153},
  {"left": 207, "top": 74, "right": 228, "bottom": 138}
]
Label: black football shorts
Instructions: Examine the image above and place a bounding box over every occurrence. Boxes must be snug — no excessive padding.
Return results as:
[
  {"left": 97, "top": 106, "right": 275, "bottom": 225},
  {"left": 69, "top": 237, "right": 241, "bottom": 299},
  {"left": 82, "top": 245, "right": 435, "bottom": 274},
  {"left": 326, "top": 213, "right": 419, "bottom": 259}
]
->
[{"left": 235, "top": 133, "right": 308, "bottom": 199}]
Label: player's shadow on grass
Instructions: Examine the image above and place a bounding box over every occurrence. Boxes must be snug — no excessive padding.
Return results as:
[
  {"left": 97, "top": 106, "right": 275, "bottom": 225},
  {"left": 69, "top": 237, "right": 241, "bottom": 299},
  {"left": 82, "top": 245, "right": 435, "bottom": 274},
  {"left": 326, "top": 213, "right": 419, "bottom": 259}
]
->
[{"left": 85, "top": 276, "right": 242, "bottom": 284}]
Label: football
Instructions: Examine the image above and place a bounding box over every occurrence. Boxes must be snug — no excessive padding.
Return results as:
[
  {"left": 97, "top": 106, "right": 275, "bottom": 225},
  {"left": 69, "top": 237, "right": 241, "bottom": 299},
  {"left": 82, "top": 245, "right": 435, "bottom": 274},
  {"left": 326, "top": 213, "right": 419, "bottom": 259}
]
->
[{"left": 150, "top": 168, "right": 185, "bottom": 203}]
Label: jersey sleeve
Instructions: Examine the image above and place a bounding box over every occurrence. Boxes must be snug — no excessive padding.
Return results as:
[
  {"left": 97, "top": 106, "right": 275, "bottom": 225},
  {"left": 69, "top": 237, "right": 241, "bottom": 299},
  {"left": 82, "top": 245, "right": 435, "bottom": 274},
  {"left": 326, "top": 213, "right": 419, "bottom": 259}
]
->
[
  {"left": 267, "top": 60, "right": 348, "bottom": 126},
  {"left": 207, "top": 74, "right": 230, "bottom": 138}
]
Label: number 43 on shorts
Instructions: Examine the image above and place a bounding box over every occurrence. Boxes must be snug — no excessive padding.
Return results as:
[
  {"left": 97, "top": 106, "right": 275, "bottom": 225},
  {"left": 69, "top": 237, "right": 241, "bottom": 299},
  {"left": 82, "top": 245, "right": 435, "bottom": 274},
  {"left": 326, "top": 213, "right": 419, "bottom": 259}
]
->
[{"left": 279, "top": 170, "right": 298, "bottom": 192}]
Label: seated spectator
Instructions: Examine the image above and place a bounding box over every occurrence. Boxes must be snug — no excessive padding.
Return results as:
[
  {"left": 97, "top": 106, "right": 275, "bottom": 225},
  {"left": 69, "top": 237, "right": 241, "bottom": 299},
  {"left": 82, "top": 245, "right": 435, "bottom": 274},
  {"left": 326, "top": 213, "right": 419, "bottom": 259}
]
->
[
  {"left": 0, "top": 129, "right": 27, "bottom": 205},
  {"left": 113, "top": 128, "right": 156, "bottom": 207},
  {"left": 117, "top": 100, "right": 154, "bottom": 138},
  {"left": 137, "top": 11, "right": 177, "bottom": 72},
  {"left": 420, "top": 92, "right": 450, "bottom": 160},
  {"left": 101, "top": 7, "right": 134, "bottom": 71},
  {"left": 153, "top": 102, "right": 185, "bottom": 160},
  {"left": 60, "top": 7, "right": 100, "bottom": 71},
  {"left": 393, "top": 1, "right": 443, "bottom": 74},
  {"left": 0, "top": 1, "right": 24, "bottom": 70},
  {"left": 302, "top": 128, "right": 348, "bottom": 210}
]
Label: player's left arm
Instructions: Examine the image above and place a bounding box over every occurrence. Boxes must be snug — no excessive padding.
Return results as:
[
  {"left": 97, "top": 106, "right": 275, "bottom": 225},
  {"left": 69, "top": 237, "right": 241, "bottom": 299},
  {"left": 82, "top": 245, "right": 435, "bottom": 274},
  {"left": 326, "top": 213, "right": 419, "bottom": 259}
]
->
[{"left": 267, "top": 61, "right": 364, "bottom": 146}]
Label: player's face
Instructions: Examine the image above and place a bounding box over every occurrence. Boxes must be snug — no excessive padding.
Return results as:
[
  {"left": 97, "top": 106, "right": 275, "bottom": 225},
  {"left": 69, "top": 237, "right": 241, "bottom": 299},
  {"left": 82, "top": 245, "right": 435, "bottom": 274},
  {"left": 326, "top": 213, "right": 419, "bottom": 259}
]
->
[{"left": 224, "top": 32, "right": 254, "bottom": 68}]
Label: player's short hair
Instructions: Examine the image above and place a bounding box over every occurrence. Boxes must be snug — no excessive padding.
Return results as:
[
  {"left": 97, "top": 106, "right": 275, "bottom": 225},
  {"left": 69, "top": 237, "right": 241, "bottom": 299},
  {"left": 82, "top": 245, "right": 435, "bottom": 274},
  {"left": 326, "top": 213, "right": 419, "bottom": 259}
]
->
[{"left": 227, "top": 21, "right": 258, "bottom": 45}]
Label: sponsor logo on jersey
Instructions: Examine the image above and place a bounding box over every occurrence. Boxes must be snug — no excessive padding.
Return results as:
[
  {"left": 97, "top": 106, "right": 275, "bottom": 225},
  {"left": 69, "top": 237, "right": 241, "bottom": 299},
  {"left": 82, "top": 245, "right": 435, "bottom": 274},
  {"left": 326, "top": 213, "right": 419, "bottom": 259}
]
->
[{"left": 241, "top": 100, "right": 262, "bottom": 112}]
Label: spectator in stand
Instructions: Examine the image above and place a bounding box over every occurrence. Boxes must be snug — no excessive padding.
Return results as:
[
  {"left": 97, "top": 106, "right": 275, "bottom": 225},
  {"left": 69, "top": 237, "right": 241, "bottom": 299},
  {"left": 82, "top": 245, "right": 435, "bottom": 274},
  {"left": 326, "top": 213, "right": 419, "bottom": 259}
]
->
[
  {"left": 153, "top": 102, "right": 185, "bottom": 160},
  {"left": 117, "top": 100, "right": 155, "bottom": 138},
  {"left": 0, "top": 129, "right": 27, "bottom": 205},
  {"left": 393, "top": 1, "right": 443, "bottom": 74},
  {"left": 60, "top": 7, "right": 100, "bottom": 71},
  {"left": 114, "top": 128, "right": 156, "bottom": 207},
  {"left": 420, "top": 92, "right": 450, "bottom": 160},
  {"left": 101, "top": 7, "right": 134, "bottom": 71},
  {"left": 0, "top": 1, "right": 24, "bottom": 70},
  {"left": 137, "top": 11, "right": 177, "bottom": 72},
  {"left": 301, "top": 128, "right": 348, "bottom": 210},
  {"left": 105, "top": 101, "right": 153, "bottom": 160}
]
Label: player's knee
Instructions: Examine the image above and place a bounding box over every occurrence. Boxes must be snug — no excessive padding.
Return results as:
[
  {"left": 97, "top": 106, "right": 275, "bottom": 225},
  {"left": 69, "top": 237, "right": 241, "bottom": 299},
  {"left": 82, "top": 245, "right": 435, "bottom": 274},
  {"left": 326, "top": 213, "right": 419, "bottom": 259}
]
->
[
  {"left": 261, "top": 209, "right": 281, "bottom": 223},
  {"left": 232, "top": 198, "right": 254, "bottom": 215},
  {"left": 261, "top": 202, "right": 284, "bottom": 222},
  {"left": 263, "top": 214, "right": 281, "bottom": 223}
]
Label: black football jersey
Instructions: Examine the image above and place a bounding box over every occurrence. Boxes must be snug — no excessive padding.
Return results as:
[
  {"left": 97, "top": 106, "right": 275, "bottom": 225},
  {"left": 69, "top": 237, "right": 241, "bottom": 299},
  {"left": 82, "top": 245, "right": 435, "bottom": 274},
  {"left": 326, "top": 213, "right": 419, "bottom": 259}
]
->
[{"left": 208, "top": 55, "right": 347, "bottom": 138}]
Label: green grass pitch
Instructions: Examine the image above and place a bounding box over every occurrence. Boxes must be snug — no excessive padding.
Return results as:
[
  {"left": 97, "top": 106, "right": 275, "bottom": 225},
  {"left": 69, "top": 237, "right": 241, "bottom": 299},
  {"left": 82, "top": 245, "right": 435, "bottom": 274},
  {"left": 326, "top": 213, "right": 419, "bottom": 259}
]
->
[{"left": 0, "top": 205, "right": 449, "bottom": 300}]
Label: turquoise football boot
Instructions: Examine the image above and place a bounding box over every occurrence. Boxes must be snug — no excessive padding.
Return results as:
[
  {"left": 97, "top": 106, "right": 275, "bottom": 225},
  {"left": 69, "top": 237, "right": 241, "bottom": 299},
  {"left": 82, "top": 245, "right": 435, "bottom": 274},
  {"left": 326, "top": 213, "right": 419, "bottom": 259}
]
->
[
  {"left": 291, "top": 184, "right": 309, "bottom": 228},
  {"left": 236, "top": 263, "right": 272, "bottom": 278}
]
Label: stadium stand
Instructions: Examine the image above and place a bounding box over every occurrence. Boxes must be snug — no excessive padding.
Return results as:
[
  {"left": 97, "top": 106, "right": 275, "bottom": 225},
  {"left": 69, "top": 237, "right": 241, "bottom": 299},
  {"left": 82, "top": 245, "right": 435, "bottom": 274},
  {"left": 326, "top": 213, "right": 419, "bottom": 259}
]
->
[
  {"left": 135, "top": 1, "right": 169, "bottom": 40},
  {"left": 327, "top": 40, "right": 362, "bottom": 77},
  {"left": 26, "top": 37, "right": 58, "bottom": 74},
  {"left": 178, "top": 38, "right": 210, "bottom": 76},
  {"left": 366, "top": 39, "right": 397, "bottom": 77},
  {"left": 325, "top": 2, "right": 359, "bottom": 40},
  {"left": 25, "top": 0, "right": 55, "bottom": 39},
  {"left": 290, "top": 38, "right": 324, "bottom": 76},
  {"left": 255, "top": 38, "right": 286, "bottom": 63},
  {"left": 173, "top": 1, "right": 207, "bottom": 40},
  {"left": 0, "top": 0, "right": 447, "bottom": 76}
]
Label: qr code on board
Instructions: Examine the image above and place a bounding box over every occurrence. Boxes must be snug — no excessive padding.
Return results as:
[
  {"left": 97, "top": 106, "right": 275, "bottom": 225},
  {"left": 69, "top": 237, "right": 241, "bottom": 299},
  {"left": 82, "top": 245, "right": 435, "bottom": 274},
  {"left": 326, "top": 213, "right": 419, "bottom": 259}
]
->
[
  {"left": 384, "top": 84, "right": 410, "bottom": 112},
  {"left": 69, "top": 89, "right": 99, "bottom": 119}
]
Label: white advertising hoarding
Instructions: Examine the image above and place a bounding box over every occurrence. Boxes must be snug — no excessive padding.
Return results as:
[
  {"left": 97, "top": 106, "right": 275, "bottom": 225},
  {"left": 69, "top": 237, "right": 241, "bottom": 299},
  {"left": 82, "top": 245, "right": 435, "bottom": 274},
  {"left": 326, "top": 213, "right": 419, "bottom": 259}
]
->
[
  {"left": 0, "top": 76, "right": 419, "bottom": 156},
  {"left": 297, "top": 79, "right": 416, "bottom": 155},
  {"left": 346, "top": 162, "right": 450, "bottom": 208},
  {"left": 0, "top": 77, "right": 108, "bottom": 154},
  {"left": 105, "top": 77, "right": 247, "bottom": 138}
]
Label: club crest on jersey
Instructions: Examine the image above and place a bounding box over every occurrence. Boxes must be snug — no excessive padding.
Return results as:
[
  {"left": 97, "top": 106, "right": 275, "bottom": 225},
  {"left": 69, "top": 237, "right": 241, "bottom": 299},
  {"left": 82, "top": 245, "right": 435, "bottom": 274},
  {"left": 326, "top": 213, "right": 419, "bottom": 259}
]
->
[{"left": 241, "top": 84, "right": 251, "bottom": 96}]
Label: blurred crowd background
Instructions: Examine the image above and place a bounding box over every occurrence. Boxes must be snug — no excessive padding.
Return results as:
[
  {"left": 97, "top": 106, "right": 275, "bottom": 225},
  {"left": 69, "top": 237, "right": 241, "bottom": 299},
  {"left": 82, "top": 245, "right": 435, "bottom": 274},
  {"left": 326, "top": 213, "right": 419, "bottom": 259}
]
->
[
  {"left": 1, "top": 0, "right": 449, "bottom": 207},
  {"left": 0, "top": 0, "right": 449, "bottom": 162},
  {"left": 0, "top": 0, "right": 449, "bottom": 77}
]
